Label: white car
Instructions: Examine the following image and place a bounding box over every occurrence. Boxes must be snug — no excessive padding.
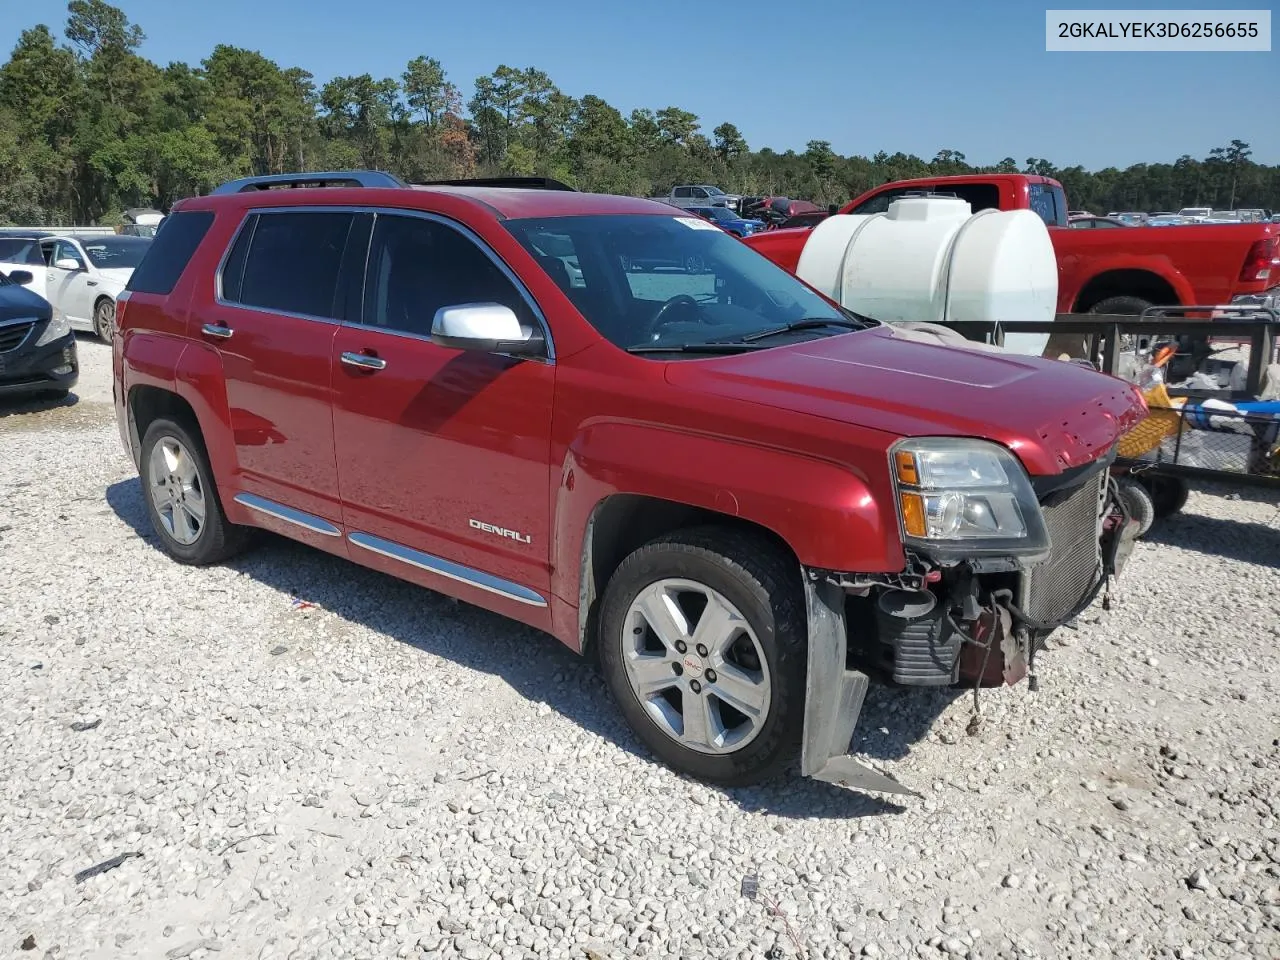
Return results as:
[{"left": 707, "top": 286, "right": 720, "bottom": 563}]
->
[
  {"left": 0, "top": 233, "right": 51, "bottom": 301},
  {"left": 39, "top": 234, "right": 151, "bottom": 342}
]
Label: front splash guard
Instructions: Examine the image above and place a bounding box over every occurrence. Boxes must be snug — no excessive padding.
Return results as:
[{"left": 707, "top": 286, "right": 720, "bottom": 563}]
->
[{"left": 801, "top": 576, "right": 918, "bottom": 797}]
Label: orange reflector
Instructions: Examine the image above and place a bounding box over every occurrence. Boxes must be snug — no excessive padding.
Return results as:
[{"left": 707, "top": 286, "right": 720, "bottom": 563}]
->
[
  {"left": 894, "top": 450, "right": 918, "bottom": 485},
  {"left": 900, "top": 493, "right": 926, "bottom": 537}
]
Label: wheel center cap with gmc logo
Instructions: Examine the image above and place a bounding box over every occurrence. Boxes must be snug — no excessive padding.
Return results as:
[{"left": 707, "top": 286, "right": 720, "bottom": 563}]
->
[{"left": 682, "top": 655, "right": 703, "bottom": 677}]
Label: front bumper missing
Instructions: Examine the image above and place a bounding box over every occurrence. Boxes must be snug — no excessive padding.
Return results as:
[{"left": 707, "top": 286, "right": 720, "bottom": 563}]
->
[
  {"left": 800, "top": 577, "right": 918, "bottom": 796},
  {"left": 799, "top": 470, "right": 1132, "bottom": 796}
]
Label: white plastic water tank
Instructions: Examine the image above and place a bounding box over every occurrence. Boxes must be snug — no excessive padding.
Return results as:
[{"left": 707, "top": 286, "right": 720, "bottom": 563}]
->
[{"left": 794, "top": 197, "right": 1059, "bottom": 356}]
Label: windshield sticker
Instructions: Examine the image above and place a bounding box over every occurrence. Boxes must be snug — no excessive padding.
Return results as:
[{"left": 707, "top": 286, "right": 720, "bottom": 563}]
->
[{"left": 675, "top": 217, "right": 720, "bottom": 231}]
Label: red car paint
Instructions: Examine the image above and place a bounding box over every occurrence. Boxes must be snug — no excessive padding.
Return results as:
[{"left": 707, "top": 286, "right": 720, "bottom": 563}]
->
[
  {"left": 744, "top": 174, "right": 1279, "bottom": 313},
  {"left": 114, "top": 184, "right": 1146, "bottom": 658}
]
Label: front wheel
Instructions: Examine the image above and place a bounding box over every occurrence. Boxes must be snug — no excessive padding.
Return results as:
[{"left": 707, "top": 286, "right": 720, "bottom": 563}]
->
[{"left": 597, "top": 528, "right": 807, "bottom": 786}]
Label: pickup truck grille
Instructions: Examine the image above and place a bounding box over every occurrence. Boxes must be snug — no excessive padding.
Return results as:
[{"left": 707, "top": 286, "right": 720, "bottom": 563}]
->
[
  {"left": 1020, "top": 468, "right": 1107, "bottom": 626},
  {"left": 0, "top": 320, "right": 36, "bottom": 353}
]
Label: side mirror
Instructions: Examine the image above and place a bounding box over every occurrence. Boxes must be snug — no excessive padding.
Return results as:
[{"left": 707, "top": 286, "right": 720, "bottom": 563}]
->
[
  {"left": 53, "top": 258, "right": 82, "bottom": 271},
  {"left": 430, "top": 302, "right": 539, "bottom": 355},
  {"left": 8, "top": 270, "right": 33, "bottom": 286}
]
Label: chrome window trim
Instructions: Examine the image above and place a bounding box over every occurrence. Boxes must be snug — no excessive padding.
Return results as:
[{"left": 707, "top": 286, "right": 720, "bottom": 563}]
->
[
  {"left": 211, "top": 205, "right": 555, "bottom": 361},
  {"left": 348, "top": 531, "right": 548, "bottom": 607},
  {"left": 233, "top": 493, "right": 342, "bottom": 537}
]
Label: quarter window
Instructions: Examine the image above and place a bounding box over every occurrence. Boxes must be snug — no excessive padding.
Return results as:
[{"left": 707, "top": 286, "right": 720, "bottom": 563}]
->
[
  {"left": 223, "top": 211, "right": 355, "bottom": 320},
  {"left": 361, "top": 214, "right": 535, "bottom": 338}
]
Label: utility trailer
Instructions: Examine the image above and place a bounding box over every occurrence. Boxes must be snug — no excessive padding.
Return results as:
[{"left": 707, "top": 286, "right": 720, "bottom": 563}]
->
[{"left": 938, "top": 308, "right": 1280, "bottom": 523}]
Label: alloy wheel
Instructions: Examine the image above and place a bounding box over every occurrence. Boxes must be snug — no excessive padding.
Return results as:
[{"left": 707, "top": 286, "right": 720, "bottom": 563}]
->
[
  {"left": 621, "top": 577, "right": 772, "bottom": 754},
  {"left": 147, "top": 436, "right": 206, "bottom": 545}
]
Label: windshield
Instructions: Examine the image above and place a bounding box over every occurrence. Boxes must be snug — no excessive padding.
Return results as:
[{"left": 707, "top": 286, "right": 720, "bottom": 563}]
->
[
  {"left": 504, "top": 214, "right": 862, "bottom": 354},
  {"left": 703, "top": 187, "right": 725, "bottom": 196},
  {"left": 80, "top": 236, "right": 151, "bottom": 269},
  {"left": 698, "top": 207, "right": 735, "bottom": 221}
]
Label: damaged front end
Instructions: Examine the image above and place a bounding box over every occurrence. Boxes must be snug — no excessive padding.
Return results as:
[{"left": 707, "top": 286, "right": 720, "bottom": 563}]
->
[{"left": 800, "top": 445, "right": 1138, "bottom": 795}]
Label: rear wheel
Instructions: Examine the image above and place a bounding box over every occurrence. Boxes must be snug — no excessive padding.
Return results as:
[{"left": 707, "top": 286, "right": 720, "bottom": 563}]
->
[
  {"left": 93, "top": 298, "right": 115, "bottom": 343},
  {"left": 141, "top": 417, "right": 249, "bottom": 565},
  {"left": 1090, "top": 295, "right": 1158, "bottom": 355},
  {"left": 597, "top": 528, "right": 807, "bottom": 786},
  {"left": 1115, "top": 477, "right": 1155, "bottom": 537},
  {"left": 1139, "top": 474, "right": 1190, "bottom": 519}
]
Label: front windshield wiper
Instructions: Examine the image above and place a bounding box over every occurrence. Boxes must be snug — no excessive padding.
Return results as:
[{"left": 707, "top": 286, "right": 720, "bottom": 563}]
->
[
  {"left": 625, "top": 341, "right": 766, "bottom": 354},
  {"left": 739, "top": 316, "right": 869, "bottom": 343}
]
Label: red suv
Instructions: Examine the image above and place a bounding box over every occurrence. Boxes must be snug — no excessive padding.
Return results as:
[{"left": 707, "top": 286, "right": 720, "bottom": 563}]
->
[{"left": 114, "top": 172, "right": 1145, "bottom": 793}]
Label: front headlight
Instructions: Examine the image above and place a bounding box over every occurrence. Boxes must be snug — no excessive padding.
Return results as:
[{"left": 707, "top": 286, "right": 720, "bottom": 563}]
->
[
  {"left": 890, "top": 437, "right": 1050, "bottom": 562},
  {"left": 34, "top": 313, "right": 70, "bottom": 347}
]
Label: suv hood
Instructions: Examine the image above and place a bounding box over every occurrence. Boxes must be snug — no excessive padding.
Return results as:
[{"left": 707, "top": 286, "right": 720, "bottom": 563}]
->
[{"left": 665, "top": 326, "right": 1146, "bottom": 475}]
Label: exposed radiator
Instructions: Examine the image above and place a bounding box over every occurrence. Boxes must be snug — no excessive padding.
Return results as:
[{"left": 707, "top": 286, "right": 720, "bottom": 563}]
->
[{"left": 1020, "top": 468, "right": 1107, "bottom": 625}]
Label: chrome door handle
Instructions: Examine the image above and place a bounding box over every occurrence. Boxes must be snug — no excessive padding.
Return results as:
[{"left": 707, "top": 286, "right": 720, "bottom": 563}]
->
[
  {"left": 86, "top": 280, "right": 98, "bottom": 287},
  {"left": 340, "top": 351, "right": 387, "bottom": 371},
  {"left": 201, "top": 323, "right": 233, "bottom": 339}
]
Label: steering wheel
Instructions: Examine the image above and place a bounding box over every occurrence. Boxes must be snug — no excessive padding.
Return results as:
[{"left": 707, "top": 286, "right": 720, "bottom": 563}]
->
[{"left": 645, "top": 294, "right": 701, "bottom": 340}]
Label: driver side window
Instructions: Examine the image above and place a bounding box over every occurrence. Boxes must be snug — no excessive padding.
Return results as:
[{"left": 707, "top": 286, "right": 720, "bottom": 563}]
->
[
  {"left": 361, "top": 214, "right": 536, "bottom": 338},
  {"left": 50, "top": 240, "right": 85, "bottom": 269}
]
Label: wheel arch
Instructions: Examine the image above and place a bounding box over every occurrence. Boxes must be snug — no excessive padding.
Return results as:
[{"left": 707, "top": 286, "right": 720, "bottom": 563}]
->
[
  {"left": 1071, "top": 268, "right": 1185, "bottom": 312},
  {"left": 126, "top": 383, "right": 199, "bottom": 470},
  {"left": 575, "top": 493, "right": 798, "bottom": 657}
]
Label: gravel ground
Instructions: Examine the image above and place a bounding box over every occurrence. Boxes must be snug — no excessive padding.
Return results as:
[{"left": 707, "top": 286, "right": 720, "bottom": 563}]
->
[{"left": 2, "top": 338, "right": 1278, "bottom": 960}]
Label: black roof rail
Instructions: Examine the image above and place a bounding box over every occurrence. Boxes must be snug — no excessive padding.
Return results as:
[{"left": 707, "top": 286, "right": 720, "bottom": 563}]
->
[
  {"left": 414, "top": 176, "right": 577, "bottom": 192},
  {"left": 210, "top": 170, "right": 406, "bottom": 195}
]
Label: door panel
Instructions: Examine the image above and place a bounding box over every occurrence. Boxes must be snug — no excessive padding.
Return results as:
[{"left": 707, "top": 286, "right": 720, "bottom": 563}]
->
[
  {"left": 195, "top": 209, "right": 364, "bottom": 523},
  {"left": 331, "top": 211, "right": 555, "bottom": 602},
  {"left": 332, "top": 326, "right": 555, "bottom": 597},
  {"left": 45, "top": 241, "right": 93, "bottom": 326}
]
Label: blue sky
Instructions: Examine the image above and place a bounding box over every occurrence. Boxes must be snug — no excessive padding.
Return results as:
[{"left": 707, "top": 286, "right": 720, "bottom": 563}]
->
[{"left": 4, "top": 0, "right": 1275, "bottom": 168}]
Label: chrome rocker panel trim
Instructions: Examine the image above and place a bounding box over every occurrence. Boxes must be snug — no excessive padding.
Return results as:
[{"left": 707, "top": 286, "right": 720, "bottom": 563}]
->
[
  {"left": 233, "top": 493, "right": 342, "bottom": 537},
  {"left": 347, "top": 531, "right": 547, "bottom": 608}
]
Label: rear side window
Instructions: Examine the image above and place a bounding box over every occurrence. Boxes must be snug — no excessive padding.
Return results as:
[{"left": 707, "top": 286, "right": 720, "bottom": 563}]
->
[
  {"left": 222, "top": 211, "right": 354, "bottom": 320},
  {"left": 126, "top": 211, "right": 214, "bottom": 295},
  {"left": 1029, "top": 184, "right": 1067, "bottom": 227},
  {"left": 0, "top": 239, "right": 44, "bottom": 265}
]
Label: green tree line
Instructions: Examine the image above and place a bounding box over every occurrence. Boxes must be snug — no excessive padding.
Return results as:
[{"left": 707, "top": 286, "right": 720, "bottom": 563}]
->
[{"left": 2, "top": 1, "right": 1277, "bottom": 225}]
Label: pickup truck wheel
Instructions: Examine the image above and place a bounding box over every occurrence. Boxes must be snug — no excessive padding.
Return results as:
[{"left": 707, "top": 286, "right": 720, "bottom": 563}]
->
[
  {"left": 141, "top": 417, "right": 248, "bottom": 566},
  {"left": 1089, "top": 295, "right": 1153, "bottom": 316},
  {"left": 598, "top": 528, "right": 805, "bottom": 786}
]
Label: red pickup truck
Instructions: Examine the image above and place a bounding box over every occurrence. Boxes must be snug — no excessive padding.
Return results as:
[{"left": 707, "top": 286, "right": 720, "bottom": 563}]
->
[
  {"left": 113, "top": 172, "right": 1145, "bottom": 794},
  {"left": 745, "top": 174, "right": 1279, "bottom": 316}
]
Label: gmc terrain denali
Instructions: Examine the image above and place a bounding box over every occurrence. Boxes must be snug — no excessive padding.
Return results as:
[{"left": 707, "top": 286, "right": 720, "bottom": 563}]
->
[{"left": 113, "top": 172, "right": 1146, "bottom": 793}]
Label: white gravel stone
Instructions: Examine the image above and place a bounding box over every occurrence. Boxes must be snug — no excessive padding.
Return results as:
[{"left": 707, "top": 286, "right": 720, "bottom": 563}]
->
[{"left": 2, "top": 340, "right": 1279, "bottom": 959}]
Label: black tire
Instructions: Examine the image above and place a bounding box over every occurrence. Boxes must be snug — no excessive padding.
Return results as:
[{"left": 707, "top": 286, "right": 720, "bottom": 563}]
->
[
  {"left": 597, "top": 527, "right": 807, "bottom": 786},
  {"left": 140, "top": 416, "right": 249, "bottom": 565},
  {"left": 1115, "top": 477, "right": 1155, "bottom": 537},
  {"left": 1139, "top": 474, "right": 1190, "bottom": 519},
  {"left": 1089, "top": 295, "right": 1154, "bottom": 316},
  {"left": 93, "top": 298, "right": 115, "bottom": 343}
]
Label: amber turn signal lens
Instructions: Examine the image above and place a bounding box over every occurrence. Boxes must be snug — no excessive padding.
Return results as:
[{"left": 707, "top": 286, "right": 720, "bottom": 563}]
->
[
  {"left": 894, "top": 450, "right": 918, "bottom": 486},
  {"left": 900, "top": 492, "right": 926, "bottom": 537}
]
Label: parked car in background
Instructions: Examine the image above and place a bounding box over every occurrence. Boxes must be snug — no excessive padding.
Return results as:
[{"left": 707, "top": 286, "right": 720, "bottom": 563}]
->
[
  {"left": 40, "top": 234, "right": 151, "bottom": 342},
  {"left": 119, "top": 206, "right": 166, "bottom": 237},
  {"left": 1177, "top": 206, "right": 1212, "bottom": 222},
  {"left": 1066, "top": 209, "right": 1092, "bottom": 218},
  {"left": 687, "top": 205, "right": 765, "bottom": 237},
  {"left": 650, "top": 185, "right": 742, "bottom": 211},
  {"left": 0, "top": 265, "right": 78, "bottom": 400},
  {"left": 1109, "top": 212, "right": 1149, "bottom": 225},
  {"left": 112, "top": 169, "right": 1144, "bottom": 792},
  {"left": 1067, "top": 215, "right": 1131, "bottom": 229},
  {"left": 746, "top": 174, "right": 1280, "bottom": 317},
  {"left": 752, "top": 197, "right": 824, "bottom": 228},
  {"left": 0, "top": 232, "right": 51, "bottom": 301}
]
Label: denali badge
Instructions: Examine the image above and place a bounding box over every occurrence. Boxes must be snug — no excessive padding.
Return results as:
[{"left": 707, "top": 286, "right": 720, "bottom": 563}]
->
[{"left": 469, "top": 518, "right": 531, "bottom": 544}]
